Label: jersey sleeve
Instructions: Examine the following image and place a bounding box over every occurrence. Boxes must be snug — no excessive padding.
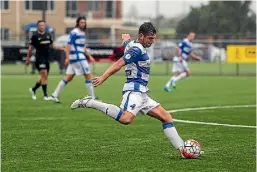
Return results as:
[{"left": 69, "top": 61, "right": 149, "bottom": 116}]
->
[
  {"left": 29, "top": 35, "right": 36, "bottom": 46},
  {"left": 122, "top": 46, "right": 142, "bottom": 65},
  {"left": 123, "top": 40, "right": 131, "bottom": 48},
  {"left": 178, "top": 40, "right": 185, "bottom": 49},
  {"left": 68, "top": 32, "right": 76, "bottom": 45}
]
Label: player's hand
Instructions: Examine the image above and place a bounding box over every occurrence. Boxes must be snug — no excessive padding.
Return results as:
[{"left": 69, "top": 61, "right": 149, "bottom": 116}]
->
[
  {"left": 122, "top": 34, "right": 131, "bottom": 44},
  {"left": 92, "top": 76, "right": 105, "bottom": 87},
  {"left": 65, "top": 58, "right": 70, "bottom": 66},
  {"left": 25, "top": 58, "right": 30, "bottom": 66},
  {"left": 89, "top": 56, "right": 95, "bottom": 63}
]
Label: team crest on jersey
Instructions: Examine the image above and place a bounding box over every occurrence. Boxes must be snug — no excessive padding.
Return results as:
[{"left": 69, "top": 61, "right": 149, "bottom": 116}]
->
[
  {"left": 46, "top": 35, "right": 50, "bottom": 39},
  {"left": 125, "top": 54, "right": 131, "bottom": 60}
]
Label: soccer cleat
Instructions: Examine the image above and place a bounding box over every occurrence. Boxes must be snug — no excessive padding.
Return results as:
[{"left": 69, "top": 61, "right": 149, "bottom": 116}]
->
[
  {"left": 170, "top": 80, "right": 176, "bottom": 89},
  {"left": 49, "top": 95, "right": 61, "bottom": 103},
  {"left": 179, "top": 146, "right": 186, "bottom": 159},
  {"left": 29, "top": 88, "right": 37, "bottom": 100},
  {"left": 71, "top": 96, "right": 93, "bottom": 110},
  {"left": 163, "top": 86, "right": 172, "bottom": 92},
  {"left": 43, "top": 96, "right": 50, "bottom": 101}
]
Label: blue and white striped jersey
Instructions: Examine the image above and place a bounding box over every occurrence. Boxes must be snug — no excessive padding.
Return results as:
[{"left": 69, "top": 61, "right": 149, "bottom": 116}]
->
[
  {"left": 122, "top": 40, "right": 151, "bottom": 93},
  {"left": 68, "top": 28, "right": 87, "bottom": 64},
  {"left": 178, "top": 38, "right": 193, "bottom": 60}
]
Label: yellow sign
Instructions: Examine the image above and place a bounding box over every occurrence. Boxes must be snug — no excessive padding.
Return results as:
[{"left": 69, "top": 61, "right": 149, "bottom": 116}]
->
[{"left": 226, "top": 45, "right": 256, "bottom": 63}]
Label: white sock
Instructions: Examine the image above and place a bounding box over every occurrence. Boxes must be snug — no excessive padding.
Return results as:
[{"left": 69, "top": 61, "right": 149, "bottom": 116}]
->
[
  {"left": 85, "top": 80, "right": 95, "bottom": 99},
  {"left": 170, "top": 72, "right": 187, "bottom": 84},
  {"left": 163, "top": 122, "right": 184, "bottom": 150},
  {"left": 52, "top": 79, "right": 67, "bottom": 97},
  {"left": 165, "top": 76, "right": 173, "bottom": 87},
  {"left": 85, "top": 99, "right": 122, "bottom": 121}
]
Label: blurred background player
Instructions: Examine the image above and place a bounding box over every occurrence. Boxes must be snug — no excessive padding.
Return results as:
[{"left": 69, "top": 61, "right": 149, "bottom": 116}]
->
[
  {"left": 50, "top": 16, "right": 96, "bottom": 103},
  {"left": 164, "top": 32, "right": 202, "bottom": 92},
  {"left": 70, "top": 22, "right": 185, "bottom": 157},
  {"left": 26, "top": 20, "right": 64, "bottom": 100}
]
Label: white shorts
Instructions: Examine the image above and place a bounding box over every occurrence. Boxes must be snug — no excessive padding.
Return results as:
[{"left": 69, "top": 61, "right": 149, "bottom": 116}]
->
[
  {"left": 172, "top": 56, "right": 189, "bottom": 73},
  {"left": 120, "top": 91, "right": 160, "bottom": 116},
  {"left": 66, "top": 60, "right": 90, "bottom": 75}
]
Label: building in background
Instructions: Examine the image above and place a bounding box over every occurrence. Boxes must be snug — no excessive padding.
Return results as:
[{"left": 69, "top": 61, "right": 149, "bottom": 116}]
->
[{"left": 1, "top": 0, "right": 123, "bottom": 42}]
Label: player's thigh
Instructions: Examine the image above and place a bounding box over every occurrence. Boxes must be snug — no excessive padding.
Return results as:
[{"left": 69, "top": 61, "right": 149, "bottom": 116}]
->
[
  {"left": 172, "top": 62, "right": 184, "bottom": 73},
  {"left": 145, "top": 97, "right": 172, "bottom": 123},
  {"left": 120, "top": 91, "right": 144, "bottom": 116},
  {"left": 36, "top": 62, "right": 49, "bottom": 77},
  {"left": 74, "top": 61, "right": 90, "bottom": 75},
  {"left": 182, "top": 60, "right": 190, "bottom": 73},
  {"left": 66, "top": 63, "right": 75, "bottom": 75}
]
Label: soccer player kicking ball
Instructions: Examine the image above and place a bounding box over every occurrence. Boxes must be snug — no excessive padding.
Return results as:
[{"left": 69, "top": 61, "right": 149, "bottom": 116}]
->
[
  {"left": 71, "top": 22, "right": 185, "bottom": 157},
  {"left": 164, "top": 32, "right": 202, "bottom": 92}
]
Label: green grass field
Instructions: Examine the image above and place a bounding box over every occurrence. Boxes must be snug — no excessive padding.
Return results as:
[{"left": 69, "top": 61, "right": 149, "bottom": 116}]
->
[
  {"left": 1, "top": 74, "right": 256, "bottom": 172},
  {"left": 1, "top": 62, "right": 256, "bottom": 76}
]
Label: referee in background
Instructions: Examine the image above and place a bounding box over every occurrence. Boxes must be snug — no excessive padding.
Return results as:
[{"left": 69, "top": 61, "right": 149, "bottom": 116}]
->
[{"left": 26, "top": 20, "right": 64, "bottom": 100}]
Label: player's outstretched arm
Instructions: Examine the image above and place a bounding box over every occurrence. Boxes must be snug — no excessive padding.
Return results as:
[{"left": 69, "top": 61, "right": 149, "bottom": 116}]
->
[
  {"left": 190, "top": 52, "right": 202, "bottom": 61},
  {"left": 51, "top": 44, "right": 65, "bottom": 51},
  {"left": 93, "top": 58, "right": 125, "bottom": 87}
]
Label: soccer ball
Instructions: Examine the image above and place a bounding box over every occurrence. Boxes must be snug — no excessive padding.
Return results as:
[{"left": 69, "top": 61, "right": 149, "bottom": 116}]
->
[{"left": 181, "top": 139, "right": 201, "bottom": 159}]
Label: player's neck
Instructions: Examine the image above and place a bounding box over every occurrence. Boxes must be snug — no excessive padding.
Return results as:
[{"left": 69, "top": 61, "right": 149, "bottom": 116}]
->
[{"left": 38, "top": 31, "right": 45, "bottom": 35}]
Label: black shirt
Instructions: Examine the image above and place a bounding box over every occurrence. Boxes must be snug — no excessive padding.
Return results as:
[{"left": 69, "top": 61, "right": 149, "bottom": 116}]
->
[{"left": 30, "top": 32, "right": 53, "bottom": 62}]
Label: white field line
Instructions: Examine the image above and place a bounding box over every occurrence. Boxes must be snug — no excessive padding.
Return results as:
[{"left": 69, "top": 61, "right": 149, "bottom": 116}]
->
[{"left": 167, "top": 105, "right": 256, "bottom": 129}]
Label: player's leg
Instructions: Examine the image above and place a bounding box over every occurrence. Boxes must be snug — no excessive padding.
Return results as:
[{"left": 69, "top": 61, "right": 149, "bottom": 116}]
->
[
  {"left": 81, "top": 60, "right": 96, "bottom": 99},
  {"left": 147, "top": 106, "right": 184, "bottom": 150},
  {"left": 40, "top": 69, "right": 49, "bottom": 99},
  {"left": 70, "top": 91, "right": 142, "bottom": 125},
  {"left": 141, "top": 96, "right": 184, "bottom": 152},
  {"left": 164, "top": 60, "right": 189, "bottom": 91},
  {"left": 50, "top": 63, "right": 75, "bottom": 103},
  {"left": 50, "top": 74, "right": 74, "bottom": 103},
  {"left": 29, "top": 62, "right": 41, "bottom": 100},
  {"left": 84, "top": 73, "right": 95, "bottom": 99}
]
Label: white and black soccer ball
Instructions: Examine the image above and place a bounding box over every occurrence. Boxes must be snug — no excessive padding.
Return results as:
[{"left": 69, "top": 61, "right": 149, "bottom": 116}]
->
[{"left": 182, "top": 139, "right": 201, "bottom": 159}]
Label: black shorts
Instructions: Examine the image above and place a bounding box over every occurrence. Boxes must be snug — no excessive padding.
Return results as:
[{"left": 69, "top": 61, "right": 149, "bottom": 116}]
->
[{"left": 35, "top": 61, "right": 50, "bottom": 73}]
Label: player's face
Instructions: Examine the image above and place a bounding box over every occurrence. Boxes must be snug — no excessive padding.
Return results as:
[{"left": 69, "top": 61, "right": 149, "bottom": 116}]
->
[
  {"left": 79, "top": 19, "right": 86, "bottom": 30},
  {"left": 37, "top": 22, "right": 45, "bottom": 33},
  {"left": 141, "top": 34, "right": 156, "bottom": 48},
  {"left": 188, "top": 33, "right": 195, "bottom": 41}
]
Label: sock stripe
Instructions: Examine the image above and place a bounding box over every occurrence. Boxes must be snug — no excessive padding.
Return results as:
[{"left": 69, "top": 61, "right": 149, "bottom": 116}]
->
[
  {"left": 62, "top": 79, "right": 68, "bottom": 85},
  {"left": 162, "top": 122, "right": 174, "bottom": 129},
  {"left": 85, "top": 80, "right": 92, "bottom": 84},
  {"left": 115, "top": 110, "right": 123, "bottom": 121}
]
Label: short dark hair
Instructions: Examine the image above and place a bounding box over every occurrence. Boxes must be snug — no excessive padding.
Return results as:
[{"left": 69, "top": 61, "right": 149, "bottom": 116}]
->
[
  {"left": 139, "top": 22, "right": 157, "bottom": 36},
  {"left": 76, "top": 16, "right": 87, "bottom": 31},
  {"left": 37, "top": 20, "right": 45, "bottom": 26}
]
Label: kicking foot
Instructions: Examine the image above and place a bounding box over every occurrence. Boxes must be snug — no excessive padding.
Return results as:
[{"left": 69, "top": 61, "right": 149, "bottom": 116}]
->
[
  {"left": 29, "top": 88, "right": 37, "bottom": 100},
  {"left": 71, "top": 96, "right": 94, "bottom": 110},
  {"left": 49, "top": 95, "right": 61, "bottom": 103},
  {"left": 163, "top": 86, "right": 172, "bottom": 92}
]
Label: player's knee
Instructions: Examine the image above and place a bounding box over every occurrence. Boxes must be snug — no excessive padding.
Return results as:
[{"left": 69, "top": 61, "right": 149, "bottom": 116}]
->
[
  {"left": 186, "top": 71, "right": 190, "bottom": 76},
  {"left": 119, "top": 114, "right": 133, "bottom": 125}
]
